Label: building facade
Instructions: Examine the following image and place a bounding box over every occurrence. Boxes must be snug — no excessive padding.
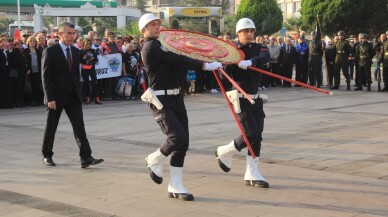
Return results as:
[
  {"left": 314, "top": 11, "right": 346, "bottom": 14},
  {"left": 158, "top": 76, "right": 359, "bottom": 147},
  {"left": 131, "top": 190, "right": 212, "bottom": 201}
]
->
[{"left": 277, "top": 0, "right": 301, "bottom": 20}]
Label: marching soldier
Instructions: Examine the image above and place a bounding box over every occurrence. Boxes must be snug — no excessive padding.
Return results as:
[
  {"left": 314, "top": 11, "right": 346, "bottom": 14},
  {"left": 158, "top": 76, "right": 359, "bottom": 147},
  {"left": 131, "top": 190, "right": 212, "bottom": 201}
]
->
[
  {"left": 332, "top": 30, "right": 352, "bottom": 90},
  {"left": 308, "top": 31, "right": 323, "bottom": 87},
  {"left": 381, "top": 31, "right": 388, "bottom": 91},
  {"left": 139, "top": 13, "right": 222, "bottom": 201},
  {"left": 354, "top": 34, "right": 375, "bottom": 91},
  {"left": 215, "top": 18, "right": 270, "bottom": 188}
]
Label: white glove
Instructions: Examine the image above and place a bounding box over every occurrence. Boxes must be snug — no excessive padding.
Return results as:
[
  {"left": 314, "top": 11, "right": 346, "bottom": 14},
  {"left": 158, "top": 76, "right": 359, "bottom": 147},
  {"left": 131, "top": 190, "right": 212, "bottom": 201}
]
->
[
  {"left": 204, "top": 62, "right": 222, "bottom": 71},
  {"left": 259, "top": 94, "right": 269, "bottom": 104},
  {"left": 238, "top": 60, "right": 252, "bottom": 70}
]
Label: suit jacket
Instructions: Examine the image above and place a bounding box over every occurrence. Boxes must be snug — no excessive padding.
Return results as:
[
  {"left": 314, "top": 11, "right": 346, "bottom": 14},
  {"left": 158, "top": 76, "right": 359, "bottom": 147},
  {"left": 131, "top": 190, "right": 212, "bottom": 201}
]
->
[
  {"left": 279, "top": 45, "right": 297, "bottom": 65},
  {"left": 42, "top": 43, "right": 81, "bottom": 106}
]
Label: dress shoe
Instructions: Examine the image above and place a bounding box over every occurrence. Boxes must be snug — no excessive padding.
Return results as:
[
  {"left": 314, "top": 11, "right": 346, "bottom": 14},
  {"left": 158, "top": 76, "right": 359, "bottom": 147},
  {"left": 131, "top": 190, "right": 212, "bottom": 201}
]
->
[
  {"left": 245, "top": 180, "right": 269, "bottom": 188},
  {"left": 354, "top": 86, "right": 363, "bottom": 91},
  {"left": 81, "top": 157, "right": 104, "bottom": 168},
  {"left": 330, "top": 86, "right": 339, "bottom": 90},
  {"left": 43, "top": 158, "right": 56, "bottom": 166},
  {"left": 95, "top": 97, "right": 102, "bottom": 104},
  {"left": 168, "top": 192, "right": 194, "bottom": 201}
]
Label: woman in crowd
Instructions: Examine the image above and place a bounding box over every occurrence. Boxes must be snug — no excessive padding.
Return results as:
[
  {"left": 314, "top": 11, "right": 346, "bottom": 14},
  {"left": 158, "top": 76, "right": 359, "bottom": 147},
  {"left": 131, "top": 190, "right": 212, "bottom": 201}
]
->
[
  {"left": 25, "top": 36, "right": 43, "bottom": 106},
  {"left": 80, "top": 38, "right": 101, "bottom": 104},
  {"left": 7, "top": 39, "right": 28, "bottom": 108}
]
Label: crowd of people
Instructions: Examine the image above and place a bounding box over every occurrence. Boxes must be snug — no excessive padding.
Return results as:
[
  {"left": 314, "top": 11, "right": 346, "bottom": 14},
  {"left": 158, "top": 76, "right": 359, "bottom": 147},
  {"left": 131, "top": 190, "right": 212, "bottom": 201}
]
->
[{"left": 1, "top": 24, "right": 387, "bottom": 109}]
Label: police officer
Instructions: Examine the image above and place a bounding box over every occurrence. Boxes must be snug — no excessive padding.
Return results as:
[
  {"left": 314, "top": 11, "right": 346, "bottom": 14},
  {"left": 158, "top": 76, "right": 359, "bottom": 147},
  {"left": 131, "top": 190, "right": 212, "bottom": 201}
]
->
[
  {"left": 308, "top": 30, "right": 323, "bottom": 87},
  {"left": 332, "top": 30, "right": 352, "bottom": 90},
  {"left": 139, "top": 13, "right": 222, "bottom": 201},
  {"left": 381, "top": 31, "right": 388, "bottom": 91},
  {"left": 354, "top": 34, "right": 375, "bottom": 91},
  {"left": 215, "top": 18, "right": 270, "bottom": 188}
]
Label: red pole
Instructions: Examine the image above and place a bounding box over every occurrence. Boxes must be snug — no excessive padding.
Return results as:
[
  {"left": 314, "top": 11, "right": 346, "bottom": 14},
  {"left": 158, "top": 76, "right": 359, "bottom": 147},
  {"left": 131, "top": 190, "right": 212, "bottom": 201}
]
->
[
  {"left": 212, "top": 70, "right": 256, "bottom": 158},
  {"left": 247, "top": 66, "right": 333, "bottom": 95},
  {"left": 217, "top": 67, "right": 255, "bottom": 104}
]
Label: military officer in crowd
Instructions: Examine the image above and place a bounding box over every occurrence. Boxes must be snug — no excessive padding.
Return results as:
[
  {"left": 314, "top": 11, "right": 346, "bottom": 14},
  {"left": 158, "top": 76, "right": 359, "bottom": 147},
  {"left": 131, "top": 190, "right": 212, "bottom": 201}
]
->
[
  {"left": 354, "top": 34, "right": 375, "bottom": 91},
  {"left": 308, "top": 31, "right": 323, "bottom": 88},
  {"left": 381, "top": 31, "right": 388, "bottom": 91},
  {"left": 332, "top": 30, "right": 352, "bottom": 90},
  {"left": 215, "top": 18, "right": 270, "bottom": 189},
  {"left": 139, "top": 13, "right": 222, "bottom": 201}
]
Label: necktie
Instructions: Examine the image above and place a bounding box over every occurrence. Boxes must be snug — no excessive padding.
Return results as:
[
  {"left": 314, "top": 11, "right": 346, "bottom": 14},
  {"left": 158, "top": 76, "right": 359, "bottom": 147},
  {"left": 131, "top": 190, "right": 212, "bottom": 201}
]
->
[
  {"left": 66, "top": 47, "right": 72, "bottom": 71},
  {"left": 287, "top": 46, "right": 290, "bottom": 53}
]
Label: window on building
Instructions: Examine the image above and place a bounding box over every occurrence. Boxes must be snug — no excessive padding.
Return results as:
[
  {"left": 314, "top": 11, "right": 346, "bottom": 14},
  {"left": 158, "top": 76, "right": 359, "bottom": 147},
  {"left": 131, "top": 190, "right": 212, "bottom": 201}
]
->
[{"left": 294, "top": 1, "right": 301, "bottom": 12}]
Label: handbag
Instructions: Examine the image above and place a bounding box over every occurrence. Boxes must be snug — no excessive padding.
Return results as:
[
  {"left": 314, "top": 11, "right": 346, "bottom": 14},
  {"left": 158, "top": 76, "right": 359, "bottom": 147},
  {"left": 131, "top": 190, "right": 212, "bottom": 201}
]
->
[{"left": 9, "top": 68, "right": 18, "bottom": 78}]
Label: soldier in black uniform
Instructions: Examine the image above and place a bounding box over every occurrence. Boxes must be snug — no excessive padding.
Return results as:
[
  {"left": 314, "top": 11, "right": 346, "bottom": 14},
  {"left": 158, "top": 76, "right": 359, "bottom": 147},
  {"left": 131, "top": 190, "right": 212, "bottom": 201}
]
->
[
  {"left": 332, "top": 30, "right": 352, "bottom": 90},
  {"left": 381, "top": 31, "right": 388, "bottom": 91},
  {"left": 139, "top": 13, "right": 222, "bottom": 201},
  {"left": 215, "top": 18, "right": 270, "bottom": 188},
  {"left": 308, "top": 31, "right": 323, "bottom": 87},
  {"left": 325, "top": 41, "right": 336, "bottom": 88},
  {"left": 354, "top": 34, "right": 375, "bottom": 91}
]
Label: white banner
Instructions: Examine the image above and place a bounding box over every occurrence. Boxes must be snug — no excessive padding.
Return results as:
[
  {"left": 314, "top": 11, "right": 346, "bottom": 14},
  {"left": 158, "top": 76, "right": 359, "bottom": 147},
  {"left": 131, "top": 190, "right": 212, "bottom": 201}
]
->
[{"left": 95, "top": 53, "right": 122, "bottom": 79}]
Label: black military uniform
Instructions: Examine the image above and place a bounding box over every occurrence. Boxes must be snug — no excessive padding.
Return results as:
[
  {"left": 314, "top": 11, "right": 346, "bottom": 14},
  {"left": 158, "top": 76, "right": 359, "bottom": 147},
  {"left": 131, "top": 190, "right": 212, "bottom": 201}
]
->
[
  {"left": 308, "top": 31, "right": 323, "bottom": 87},
  {"left": 354, "top": 34, "right": 375, "bottom": 91},
  {"left": 216, "top": 39, "right": 270, "bottom": 188},
  {"left": 332, "top": 31, "right": 352, "bottom": 90},
  {"left": 325, "top": 44, "right": 336, "bottom": 88},
  {"left": 381, "top": 40, "right": 388, "bottom": 91}
]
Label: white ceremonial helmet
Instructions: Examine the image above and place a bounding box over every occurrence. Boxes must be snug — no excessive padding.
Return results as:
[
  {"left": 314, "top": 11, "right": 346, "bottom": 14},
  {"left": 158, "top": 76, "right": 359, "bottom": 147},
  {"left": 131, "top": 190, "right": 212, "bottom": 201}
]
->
[
  {"left": 138, "top": 13, "right": 161, "bottom": 32},
  {"left": 236, "top": 18, "right": 256, "bottom": 34}
]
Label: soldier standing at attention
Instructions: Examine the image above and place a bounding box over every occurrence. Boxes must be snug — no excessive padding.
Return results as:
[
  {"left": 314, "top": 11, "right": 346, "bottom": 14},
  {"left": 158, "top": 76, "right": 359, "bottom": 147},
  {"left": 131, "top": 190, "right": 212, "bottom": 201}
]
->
[
  {"left": 332, "top": 31, "right": 352, "bottom": 90},
  {"left": 380, "top": 31, "right": 388, "bottom": 91},
  {"left": 308, "top": 31, "right": 323, "bottom": 88},
  {"left": 354, "top": 34, "right": 375, "bottom": 91}
]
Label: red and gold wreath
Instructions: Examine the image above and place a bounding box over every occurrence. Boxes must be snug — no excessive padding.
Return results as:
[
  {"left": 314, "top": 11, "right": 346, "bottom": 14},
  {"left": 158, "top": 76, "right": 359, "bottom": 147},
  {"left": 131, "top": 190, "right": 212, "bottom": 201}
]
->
[{"left": 159, "top": 29, "right": 244, "bottom": 64}]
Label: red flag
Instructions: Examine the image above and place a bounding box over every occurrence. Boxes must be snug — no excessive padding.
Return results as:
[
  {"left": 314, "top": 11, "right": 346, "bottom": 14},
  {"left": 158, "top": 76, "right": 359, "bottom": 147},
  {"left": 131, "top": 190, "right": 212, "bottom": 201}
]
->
[{"left": 13, "top": 28, "right": 21, "bottom": 42}]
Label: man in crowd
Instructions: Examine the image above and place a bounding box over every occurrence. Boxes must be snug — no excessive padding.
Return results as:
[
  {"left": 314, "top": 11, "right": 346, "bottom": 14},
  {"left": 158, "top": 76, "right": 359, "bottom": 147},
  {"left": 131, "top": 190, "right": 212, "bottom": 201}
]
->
[{"left": 354, "top": 34, "right": 375, "bottom": 91}]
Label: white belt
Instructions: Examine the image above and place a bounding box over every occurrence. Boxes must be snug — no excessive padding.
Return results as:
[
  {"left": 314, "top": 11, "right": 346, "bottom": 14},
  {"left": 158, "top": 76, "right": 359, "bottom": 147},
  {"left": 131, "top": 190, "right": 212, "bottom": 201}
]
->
[
  {"left": 238, "top": 93, "right": 259, "bottom": 99},
  {"left": 154, "top": 88, "right": 180, "bottom": 96}
]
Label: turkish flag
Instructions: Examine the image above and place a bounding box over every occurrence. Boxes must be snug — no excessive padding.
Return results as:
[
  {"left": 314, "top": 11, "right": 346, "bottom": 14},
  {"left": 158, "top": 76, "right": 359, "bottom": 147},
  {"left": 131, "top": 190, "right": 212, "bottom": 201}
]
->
[{"left": 13, "top": 28, "right": 21, "bottom": 42}]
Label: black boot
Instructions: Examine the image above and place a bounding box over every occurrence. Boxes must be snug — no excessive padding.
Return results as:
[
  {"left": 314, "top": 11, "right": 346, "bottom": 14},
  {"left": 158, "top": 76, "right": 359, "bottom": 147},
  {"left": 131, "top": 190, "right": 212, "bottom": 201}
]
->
[
  {"left": 367, "top": 83, "right": 371, "bottom": 91},
  {"left": 346, "top": 83, "right": 350, "bottom": 91},
  {"left": 354, "top": 86, "right": 362, "bottom": 91}
]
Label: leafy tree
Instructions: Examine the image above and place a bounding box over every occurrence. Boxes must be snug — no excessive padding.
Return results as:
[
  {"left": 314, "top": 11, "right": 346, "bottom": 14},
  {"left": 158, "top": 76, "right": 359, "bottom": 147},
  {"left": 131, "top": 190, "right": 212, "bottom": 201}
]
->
[
  {"left": 236, "top": 0, "right": 283, "bottom": 35},
  {"left": 301, "top": 0, "right": 388, "bottom": 36},
  {"left": 223, "top": 14, "right": 237, "bottom": 36},
  {"left": 135, "top": 0, "right": 148, "bottom": 13},
  {"left": 0, "top": 18, "right": 14, "bottom": 34}
]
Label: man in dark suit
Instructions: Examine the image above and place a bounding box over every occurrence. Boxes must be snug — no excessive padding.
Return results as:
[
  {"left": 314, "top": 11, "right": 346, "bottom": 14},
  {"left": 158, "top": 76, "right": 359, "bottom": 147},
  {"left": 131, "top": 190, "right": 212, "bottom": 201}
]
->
[
  {"left": 41, "top": 22, "right": 103, "bottom": 168},
  {"left": 279, "top": 37, "right": 297, "bottom": 87}
]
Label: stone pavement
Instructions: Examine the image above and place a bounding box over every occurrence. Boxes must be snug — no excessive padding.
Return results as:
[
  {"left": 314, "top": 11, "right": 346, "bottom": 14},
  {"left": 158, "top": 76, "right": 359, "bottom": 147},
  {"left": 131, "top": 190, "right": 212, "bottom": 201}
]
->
[{"left": 1, "top": 85, "right": 388, "bottom": 217}]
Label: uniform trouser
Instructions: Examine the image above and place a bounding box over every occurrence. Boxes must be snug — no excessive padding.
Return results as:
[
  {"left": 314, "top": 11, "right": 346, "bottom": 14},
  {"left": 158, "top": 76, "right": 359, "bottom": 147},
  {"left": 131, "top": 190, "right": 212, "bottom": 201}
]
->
[
  {"left": 357, "top": 64, "right": 372, "bottom": 87},
  {"left": 349, "top": 60, "right": 354, "bottom": 79},
  {"left": 234, "top": 98, "right": 265, "bottom": 157},
  {"left": 150, "top": 95, "right": 189, "bottom": 167},
  {"left": 334, "top": 62, "right": 350, "bottom": 87},
  {"left": 354, "top": 61, "right": 360, "bottom": 86},
  {"left": 308, "top": 61, "right": 322, "bottom": 85},
  {"left": 282, "top": 63, "right": 293, "bottom": 86},
  {"left": 295, "top": 62, "right": 308, "bottom": 83},
  {"left": 383, "top": 67, "right": 388, "bottom": 87},
  {"left": 81, "top": 68, "right": 98, "bottom": 98},
  {"left": 42, "top": 90, "right": 92, "bottom": 159},
  {"left": 326, "top": 63, "right": 335, "bottom": 87},
  {"left": 29, "top": 73, "right": 42, "bottom": 104}
]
